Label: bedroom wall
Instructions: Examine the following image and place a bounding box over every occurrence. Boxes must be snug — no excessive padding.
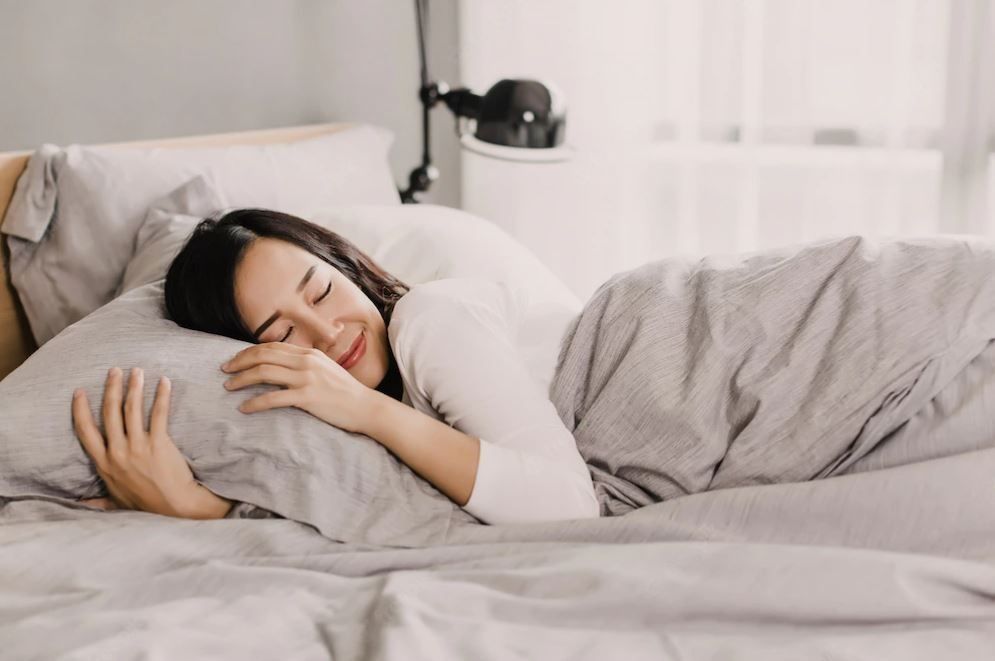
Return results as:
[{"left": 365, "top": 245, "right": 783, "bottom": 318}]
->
[{"left": 0, "top": 0, "right": 461, "bottom": 207}]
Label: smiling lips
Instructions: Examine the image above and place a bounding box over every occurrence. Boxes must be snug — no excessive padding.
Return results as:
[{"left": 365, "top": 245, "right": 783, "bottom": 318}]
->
[{"left": 337, "top": 332, "right": 365, "bottom": 368}]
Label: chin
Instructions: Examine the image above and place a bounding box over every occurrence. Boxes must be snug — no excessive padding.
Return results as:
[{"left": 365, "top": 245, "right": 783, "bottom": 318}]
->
[{"left": 351, "top": 352, "right": 380, "bottom": 389}]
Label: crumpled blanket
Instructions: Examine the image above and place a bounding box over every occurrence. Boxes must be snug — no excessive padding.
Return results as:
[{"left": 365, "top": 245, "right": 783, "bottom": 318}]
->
[{"left": 550, "top": 233, "right": 995, "bottom": 515}]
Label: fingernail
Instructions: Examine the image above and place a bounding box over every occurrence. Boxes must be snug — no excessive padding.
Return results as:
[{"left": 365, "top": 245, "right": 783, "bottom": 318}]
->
[
  {"left": 109, "top": 367, "right": 121, "bottom": 377},
  {"left": 223, "top": 380, "right": 231, "bottom": 389},
  {"left": 220, "top": 362, "right": 230, "bottom": 372},
  {"left": 73, "top": 389, "right": 82, "bottom": 399}
]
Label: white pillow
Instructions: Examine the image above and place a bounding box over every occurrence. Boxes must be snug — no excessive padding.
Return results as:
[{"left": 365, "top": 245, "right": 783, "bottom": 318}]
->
[
  {"left": 126, "top": 199, "right": 582, "bottom": 314},
  {"left": 0, "top": 124, "right": 399, "bottom": 346},
  {"left": 304, "top": 204, "right": 584, "bottom": 393},
  {"left": 309, "top": 203, "right": 582, "bottom": 311}
]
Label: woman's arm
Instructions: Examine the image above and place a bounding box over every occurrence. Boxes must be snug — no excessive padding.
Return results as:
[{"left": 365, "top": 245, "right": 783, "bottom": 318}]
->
[
  {"left": 178, "top": 484, "right": 234, "bottom": 520},
  {"left": 81, "top": 484, "right": 234, "bottom": 519},
  {"left": 381, "top": 280, "right": 601, "bottom": 524},
  {"left": 361, "top": 390, "right": 480, "bottom": 507},
  {"left": 217, "top": 340, "right": 481, "bottom": 514},
  {"left": 359, "top": 389, "right": 599, "bottom": 523}
]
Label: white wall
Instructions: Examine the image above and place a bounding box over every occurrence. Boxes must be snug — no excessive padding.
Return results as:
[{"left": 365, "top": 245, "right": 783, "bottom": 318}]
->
[{"left": 0, "top": 0, "right": 461, "bottom": 207}]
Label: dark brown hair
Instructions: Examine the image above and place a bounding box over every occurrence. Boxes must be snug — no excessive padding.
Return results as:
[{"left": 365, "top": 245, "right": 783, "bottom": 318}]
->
[{"left": 164, "top": 208, "right": 410, "bottom": 402}]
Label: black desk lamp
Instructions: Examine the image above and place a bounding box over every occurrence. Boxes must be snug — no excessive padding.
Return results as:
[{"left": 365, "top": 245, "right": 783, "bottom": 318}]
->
[{"left": 400, "top": 0, "right": 572, "bottom": 204}]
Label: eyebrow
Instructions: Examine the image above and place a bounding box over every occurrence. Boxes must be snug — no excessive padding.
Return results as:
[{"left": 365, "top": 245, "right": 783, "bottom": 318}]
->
[{"left": 252, "top": 264, "right": 317, "bottom": 339}]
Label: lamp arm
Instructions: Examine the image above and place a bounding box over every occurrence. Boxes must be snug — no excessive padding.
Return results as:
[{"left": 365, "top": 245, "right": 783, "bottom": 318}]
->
[
  {"left": 398, "top": 82, "right": 439, "bottom": 205},
  {"left": 400, "top": 0, "right": 437, "bottom": 203},
  {"left": 399, "top": 0, "right": 486, "bottom": 203},
  {"left": 442, "top": 88, "right": 483, "bottom": 119}
]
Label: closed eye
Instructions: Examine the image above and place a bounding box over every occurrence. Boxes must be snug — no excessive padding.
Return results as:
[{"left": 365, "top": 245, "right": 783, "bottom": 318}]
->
[
  {"left": 315, "top": 281, "right": 332, "bottom": 304},
  {"left": 279, "top": 282, "right": 332, "bottom": 342}
]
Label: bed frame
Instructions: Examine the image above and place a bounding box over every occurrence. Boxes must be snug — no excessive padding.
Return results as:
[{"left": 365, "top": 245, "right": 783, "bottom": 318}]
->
[{"left": 0, "top": 122, "right": 353, "bottom": 381}]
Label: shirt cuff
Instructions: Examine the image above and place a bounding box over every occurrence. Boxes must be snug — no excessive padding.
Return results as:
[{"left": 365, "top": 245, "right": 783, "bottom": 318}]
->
[{"left": 463, "top": 437, "right": 600, "bottom": 525}]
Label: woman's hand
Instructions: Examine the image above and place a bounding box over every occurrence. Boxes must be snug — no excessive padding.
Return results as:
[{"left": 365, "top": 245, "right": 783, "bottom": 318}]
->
[
  {"left": 72, "top": 367, "right": 207, "bottom": 518},
  {"left": 77, "top": 496, "right": 119, "bottom": 510},
  {"left": 221, "top": 342, "right": 378, "bottom": 434}
]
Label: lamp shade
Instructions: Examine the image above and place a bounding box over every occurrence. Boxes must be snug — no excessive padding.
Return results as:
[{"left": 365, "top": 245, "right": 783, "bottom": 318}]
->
[{"left": 474, "top": 79, "right": 566, "bottom": 149}]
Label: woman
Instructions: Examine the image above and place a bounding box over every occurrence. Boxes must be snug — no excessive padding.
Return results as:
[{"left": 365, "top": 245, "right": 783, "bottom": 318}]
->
[{"left": 71, "top": 209, "right": 600, "bottom": 524}]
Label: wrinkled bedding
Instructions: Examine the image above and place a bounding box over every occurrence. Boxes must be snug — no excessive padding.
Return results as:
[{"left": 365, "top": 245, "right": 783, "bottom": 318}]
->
[
  {"left": 549, "top": 233, "right": 995, "bottom": 514},
  {"left": 2, "top": 485, "right": 994, "bottom": 660},
  {"left": 4, "top": 233, "right": 995, "bottom": 658}
]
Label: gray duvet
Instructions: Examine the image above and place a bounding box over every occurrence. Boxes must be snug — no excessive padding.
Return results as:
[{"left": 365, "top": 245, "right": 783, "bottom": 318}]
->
[
  {"left": 3, "top": 233, "right": 995, "bottom": 658},
  {"left": 549, "top": 233, "right": 995, "bottom": 514}
]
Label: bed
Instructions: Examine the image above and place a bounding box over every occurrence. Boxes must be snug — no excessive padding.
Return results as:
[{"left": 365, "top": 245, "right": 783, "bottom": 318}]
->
[{"left": 1, "top": 124, "right": 995, "bottom": 660}]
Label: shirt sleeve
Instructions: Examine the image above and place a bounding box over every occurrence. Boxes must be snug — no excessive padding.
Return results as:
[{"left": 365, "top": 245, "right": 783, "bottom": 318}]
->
[{"left": 389, "top": 279, "right": 601, "bottom": 525}]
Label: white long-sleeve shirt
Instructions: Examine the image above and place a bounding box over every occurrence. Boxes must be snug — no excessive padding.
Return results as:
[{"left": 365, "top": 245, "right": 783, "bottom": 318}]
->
[{"left": 388, "top": 277, "right": 601, "bottom": 525}]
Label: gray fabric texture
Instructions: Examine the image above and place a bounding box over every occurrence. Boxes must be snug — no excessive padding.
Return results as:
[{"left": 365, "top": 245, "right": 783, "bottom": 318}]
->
[
  {"left": 0, "top": 281, "right": 478, "bottom": 545},
  {"left": 0, "top": 125, "right": 400, "bottom": 346},
  {"left": 116, "top": 175, "right": 228, "bottom": 297},
  {"left": 3, "top": 232, "right": 995, "bottom": 656},
  {"left": 548, "top": 233, "right": 995, "bottom": 515},
  {"left": 1, "top": 492, "right": 993, "bottom": 659}
]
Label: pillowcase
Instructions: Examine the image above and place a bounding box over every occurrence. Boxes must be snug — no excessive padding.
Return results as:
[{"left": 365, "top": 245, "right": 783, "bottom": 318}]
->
[
  {"left": 308, "top": 204, "right": 582, "bottom": 310},
  {"left": 0, "top": 124, "right": 400, "bottom": 347},
  {"left": 0, "top": 280, "right": 478, "bottom": 546},
  {"left": 117, "top": 176, "right": 228, "bottom": 296}
]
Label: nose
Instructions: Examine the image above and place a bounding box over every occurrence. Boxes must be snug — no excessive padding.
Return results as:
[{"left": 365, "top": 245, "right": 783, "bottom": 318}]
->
[{"left": 297, "top": 307, "right": 344, "bottom": 354}]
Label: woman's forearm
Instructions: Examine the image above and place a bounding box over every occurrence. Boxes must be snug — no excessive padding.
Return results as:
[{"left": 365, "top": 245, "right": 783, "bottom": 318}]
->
[
  {"left": 360, "top": 391, "right": 479, "bottom": 506},
  {"left": 178, "top": 483, "right": 234, "bottom": 520}
]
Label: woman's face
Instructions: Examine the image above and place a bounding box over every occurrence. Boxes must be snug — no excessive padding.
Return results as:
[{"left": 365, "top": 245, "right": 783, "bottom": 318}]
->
[{"left": 233, "top": 237, "right": 388, "bottom": 390}]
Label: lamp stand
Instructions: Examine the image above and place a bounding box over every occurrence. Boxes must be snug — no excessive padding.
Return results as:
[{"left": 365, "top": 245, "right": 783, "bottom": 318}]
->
[{"left": 400, "top": 0, "right": 482, "bottom": 203}]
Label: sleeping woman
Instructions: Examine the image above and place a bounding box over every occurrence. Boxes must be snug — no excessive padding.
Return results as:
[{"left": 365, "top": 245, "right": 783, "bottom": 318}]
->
[{"left": 71, "top": 209, "right": 601, "bottom": 524}]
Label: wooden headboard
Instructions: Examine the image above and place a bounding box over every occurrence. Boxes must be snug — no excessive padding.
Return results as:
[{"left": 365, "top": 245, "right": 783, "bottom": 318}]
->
[{"left": 0, "top": 122, "right": 353, "bottom": 381}]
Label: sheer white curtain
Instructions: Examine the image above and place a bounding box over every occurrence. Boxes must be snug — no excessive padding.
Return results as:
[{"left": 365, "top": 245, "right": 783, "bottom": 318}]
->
[{"left": 459, "top": 0, "right": 995, "bottom": 302}]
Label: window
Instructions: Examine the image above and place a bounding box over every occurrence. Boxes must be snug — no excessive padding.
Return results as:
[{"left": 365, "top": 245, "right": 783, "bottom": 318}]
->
[{"left": 460, "top": 0, "right": 995, "bottom": 300}]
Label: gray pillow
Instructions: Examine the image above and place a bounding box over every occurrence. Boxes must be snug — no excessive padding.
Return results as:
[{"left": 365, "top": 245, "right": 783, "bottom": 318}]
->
[
  {"left": 0, "top": 125, "right": 400, "bottom": 347},
  {"left": 116, "top": 175, "right": 227, "bottom": 297},
  {"left": 0, "top": 280, "right": 477, "bottom": 545}
]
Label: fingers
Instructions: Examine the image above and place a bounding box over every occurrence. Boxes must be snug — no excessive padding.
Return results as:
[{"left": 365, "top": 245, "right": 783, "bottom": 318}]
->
[
  {"left": 124, "top": 367, "right": 146, "bottom": 446},
  {"left": 72, "top": 389, "right": 107, "bottom": 467},
  {"left": 239, "top": 388, "right": 298, "bottom": 414},
  {"left": 150, "top": 376, "right": 172, "bottom": 438},
  {"left": 222, "top": 343, "right": 308, "bottom": 374},
  {"left": 224, "top": 364, "right": 303, "bottom": 391},
  {"left": 74, "top": 369, "right": 170, "bottom": 514},
  {"left": 101, "top": 367, "right": 127, "bottom": 457}
]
